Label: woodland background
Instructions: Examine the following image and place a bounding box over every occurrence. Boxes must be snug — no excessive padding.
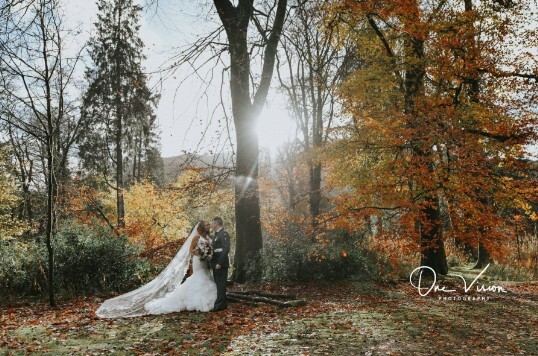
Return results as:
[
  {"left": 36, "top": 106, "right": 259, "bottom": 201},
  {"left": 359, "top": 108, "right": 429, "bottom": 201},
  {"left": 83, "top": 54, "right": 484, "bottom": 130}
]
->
[{"left": 0, "top": 0, "right": 537, "bottom": 353}]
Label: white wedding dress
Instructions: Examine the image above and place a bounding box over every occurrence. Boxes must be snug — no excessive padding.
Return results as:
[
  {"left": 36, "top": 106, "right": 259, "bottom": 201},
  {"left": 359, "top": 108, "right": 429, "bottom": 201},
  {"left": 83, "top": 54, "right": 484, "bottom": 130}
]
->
[
  {"left": 96, "top": 223, "right": 217, "bottom": 318},
  {"left": 145, "top": 236, "right": 217, "bottom": 313}
]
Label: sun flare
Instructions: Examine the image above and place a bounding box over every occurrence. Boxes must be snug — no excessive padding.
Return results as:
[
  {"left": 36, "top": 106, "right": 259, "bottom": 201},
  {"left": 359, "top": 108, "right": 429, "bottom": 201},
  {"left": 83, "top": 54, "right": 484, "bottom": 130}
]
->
[{"left": 256, "top": 103, "right": 296, "bottom": 154}]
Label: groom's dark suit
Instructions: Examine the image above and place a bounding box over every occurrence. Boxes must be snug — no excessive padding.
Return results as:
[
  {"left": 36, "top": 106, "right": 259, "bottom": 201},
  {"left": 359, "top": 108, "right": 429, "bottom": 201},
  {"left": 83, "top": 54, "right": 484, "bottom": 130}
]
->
[{"left": 210, "top": 228, "right": 230, "bottom": 310}]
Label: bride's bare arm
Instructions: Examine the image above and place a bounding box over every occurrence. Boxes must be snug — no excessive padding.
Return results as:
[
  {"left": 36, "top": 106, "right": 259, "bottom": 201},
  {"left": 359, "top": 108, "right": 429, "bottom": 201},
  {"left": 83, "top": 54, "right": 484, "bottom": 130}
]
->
[{"left": 190, "top": 235, "right": 200, "bottom": 256}]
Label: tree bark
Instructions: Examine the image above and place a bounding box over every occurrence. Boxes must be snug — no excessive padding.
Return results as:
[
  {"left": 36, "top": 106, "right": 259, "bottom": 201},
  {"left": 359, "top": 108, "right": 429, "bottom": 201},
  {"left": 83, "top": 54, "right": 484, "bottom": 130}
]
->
[
  {"left": 234, "top": 114, "right": 263, "bottom": 281},
  {"left": 420, "top": 196, "right": 448, "bottom": 275},
  {"left": 465, "top": 0, "right": 492, "bottom": 271},
  {"left": 366, "top": 6, "right": 447, "bottom": 274},
  {"left": 309, "top": 162, "right": 322, "bottom": 231},
  {"left": 401, "top": 14, "right": 448, "bottom": 275},
  {"left": 45, "top": 139, "right": 56, "bottom": 307},
  {"left": 472, "top": 241, "right": 491, "bottom": 269},
  {"left": 214, "top": 0, "right": 287, "bottom": 282},
  {"left": 115, "top": 3, "right": 125, "bottom": 228},
  {"left": 115, "top": 113, "right": 125, "bottom": 228},
  {"left": 132, "top": 138, "right": 138, "bottom": 183},
  {"left": 42, "top": 5, "right": 57, "bottom": 307},
  {"left": 137, "top": 138, "right": 142, "bottom": 182}
]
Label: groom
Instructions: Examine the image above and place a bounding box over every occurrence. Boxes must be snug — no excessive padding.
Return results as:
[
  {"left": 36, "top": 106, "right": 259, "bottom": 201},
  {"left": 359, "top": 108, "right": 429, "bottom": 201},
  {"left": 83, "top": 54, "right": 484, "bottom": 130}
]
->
[{"left": 210, "top": 217, "right": 230, "bottom": 312}]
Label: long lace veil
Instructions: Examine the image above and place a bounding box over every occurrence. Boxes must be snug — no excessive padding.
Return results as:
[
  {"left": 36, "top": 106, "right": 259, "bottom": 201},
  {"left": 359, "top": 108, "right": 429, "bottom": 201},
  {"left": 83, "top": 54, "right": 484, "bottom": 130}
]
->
[{"left": 96, "top": 223, "right": 199, "bottom": 318}]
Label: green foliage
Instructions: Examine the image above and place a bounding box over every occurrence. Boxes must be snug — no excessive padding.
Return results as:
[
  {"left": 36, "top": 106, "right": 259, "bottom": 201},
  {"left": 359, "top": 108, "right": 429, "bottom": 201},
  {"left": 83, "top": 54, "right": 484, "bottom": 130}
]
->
[
  {"left": 0, "top": 238, "right": 40, "bottom": 296},
  {"left": 78, "top": 0, "right": 160, "bottom": 183},
  {"left": 48, "top": 223, "right": 155, "bottom": 295},
  {"left": 478, "top": 263, "right": 534, "bottom": 282},
  {"left": 259, "top": 229, "right": 378, "bottom": 282},
  {"left": 0, "top": 222, "right": 154, "bottom": 299}
]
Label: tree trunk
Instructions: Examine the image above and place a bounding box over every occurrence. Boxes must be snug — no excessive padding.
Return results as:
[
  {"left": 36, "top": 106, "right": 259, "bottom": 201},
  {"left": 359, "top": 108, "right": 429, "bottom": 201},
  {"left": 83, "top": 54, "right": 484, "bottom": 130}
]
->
[
  {"left": 42, "top": 6, "right": 56, "bottom": 306},
  {"left": 137, "top": 139, "right": 142, "bottom": 182},
  {"left": 45, "top": 139, "right": 55, "bottom": 307},
  {"left": 307, "top": 64, "right": 324, "bottom": 234},
  {"left": 403, "top": 20, "right": 448, "bottom": 275},
  {"left": 116, "top": 117, "right": 125, "bottom": 228},
  {"left": 114, "top": 4, "right": 125, "bottom": 229},
  {"left": 456, "top": 239, "right": 477, "bottom": 261},
  {"left": 214, "top": 0, "right": 287, "bottom": 282},
  {"left": 132, "top": 138, "right": 137, "bottom": 183},
  {"left": 473, "top": 241, "right": 491, "bottom": 269},
  {"left": 420, "top": 196, "right": 448, "bottom": 275},
  {"left": 219, "top": 1, "right": 263, "bottom": 282},
  {"left": 309, "top": 162, "right": 322, "bottom": 232},
  {"left": 23, "top": 182, "right": 33, "bottom": 223},
  {"left": 465, "top": 0, "right": 490, "bottom": 271},
  {"left": 233, "top": 113, "right": 263, "bottom": 281}
]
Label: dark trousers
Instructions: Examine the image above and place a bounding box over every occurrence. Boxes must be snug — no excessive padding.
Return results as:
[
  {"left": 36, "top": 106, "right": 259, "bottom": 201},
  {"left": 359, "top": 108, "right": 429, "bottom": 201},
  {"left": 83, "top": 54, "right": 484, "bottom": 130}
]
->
[{"left": 212, "top": 267, "right": 228, "bottom": 310}]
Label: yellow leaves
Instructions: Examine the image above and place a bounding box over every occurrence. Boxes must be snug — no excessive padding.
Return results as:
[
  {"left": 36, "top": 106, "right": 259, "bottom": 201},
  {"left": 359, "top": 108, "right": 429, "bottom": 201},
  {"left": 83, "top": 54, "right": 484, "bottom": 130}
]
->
[
  {"left": 67, "top": 168, "right": 228, "bottom": 251},
  {"left": 118, "top": 169, "right": 234, "bottom": 250},
  {"left": 119, "top": 171, "right": 214, "bottom": 249},
  {"left": 515, "top": 199, "right": 538, "bottom": 222},
  {"left": 0, "top": 146, "right": 26, "bottom": 240}
]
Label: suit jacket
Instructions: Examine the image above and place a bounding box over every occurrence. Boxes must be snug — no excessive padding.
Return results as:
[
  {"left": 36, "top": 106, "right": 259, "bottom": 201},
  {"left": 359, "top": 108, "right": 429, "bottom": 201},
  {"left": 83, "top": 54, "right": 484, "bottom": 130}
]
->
[{"left": 211, "top": 228, "right": 230, "bottom": 268}]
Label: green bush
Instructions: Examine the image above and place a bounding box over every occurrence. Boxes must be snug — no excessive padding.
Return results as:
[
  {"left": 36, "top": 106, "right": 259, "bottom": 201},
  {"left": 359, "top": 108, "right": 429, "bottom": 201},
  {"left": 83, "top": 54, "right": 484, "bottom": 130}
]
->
[
  {"left": 483, "top": 263, "right": 534, "bottom": 282},
  {"left": 0, "top": 238, "right": 41, "bottom": 296},
  {"left": 260, "top": 229, "right": 378, "bottom": 282},
  {"left": 0, "top": 222, "right": 155, "bottom": 299}
]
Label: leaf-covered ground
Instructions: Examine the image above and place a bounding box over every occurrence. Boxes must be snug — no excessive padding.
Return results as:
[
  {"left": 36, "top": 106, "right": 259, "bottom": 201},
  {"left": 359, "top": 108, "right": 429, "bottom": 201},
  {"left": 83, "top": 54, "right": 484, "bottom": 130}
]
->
[{"left": 1, "top": 272, "right": 537, "bottom": 355}]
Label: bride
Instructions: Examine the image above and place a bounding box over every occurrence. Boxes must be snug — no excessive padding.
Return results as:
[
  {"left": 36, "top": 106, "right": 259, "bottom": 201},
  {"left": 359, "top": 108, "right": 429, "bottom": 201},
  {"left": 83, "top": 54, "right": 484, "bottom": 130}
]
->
[{"left": 96, "top": 221, "right": 217, "bottom": 318}]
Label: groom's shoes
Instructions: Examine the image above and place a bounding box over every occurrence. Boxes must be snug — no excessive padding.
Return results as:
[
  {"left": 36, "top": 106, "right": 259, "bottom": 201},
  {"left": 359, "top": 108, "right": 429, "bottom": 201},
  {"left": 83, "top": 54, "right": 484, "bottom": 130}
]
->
[{"left": 209, "top": 307, "right": 226, "bottom": 312}]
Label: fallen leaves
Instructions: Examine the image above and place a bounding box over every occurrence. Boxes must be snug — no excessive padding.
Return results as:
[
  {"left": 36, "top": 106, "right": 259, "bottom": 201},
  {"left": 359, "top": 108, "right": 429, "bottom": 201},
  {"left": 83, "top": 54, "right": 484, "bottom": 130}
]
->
[{"left": 1, "top": 280, "right": 536, "bottom": 354}]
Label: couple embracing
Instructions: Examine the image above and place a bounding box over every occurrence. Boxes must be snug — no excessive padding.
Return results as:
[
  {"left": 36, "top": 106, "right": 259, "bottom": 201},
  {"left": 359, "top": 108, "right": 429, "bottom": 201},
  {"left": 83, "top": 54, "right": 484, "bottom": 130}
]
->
[{"left": 96, "top": 217, "right": 230, "bottom": 318}]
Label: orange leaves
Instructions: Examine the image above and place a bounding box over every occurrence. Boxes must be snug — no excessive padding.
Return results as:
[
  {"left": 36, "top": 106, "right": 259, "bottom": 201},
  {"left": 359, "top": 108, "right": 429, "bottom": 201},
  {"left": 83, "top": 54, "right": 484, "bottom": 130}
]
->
[
  {"left": 62, "top": 169, "right": 229, "bottom": 252},
  {"left": 2, "top": 279, "right": 538, "bottom": 354},
  {"left": 322, "top": 0, "right": 538, "bottom": 273}
]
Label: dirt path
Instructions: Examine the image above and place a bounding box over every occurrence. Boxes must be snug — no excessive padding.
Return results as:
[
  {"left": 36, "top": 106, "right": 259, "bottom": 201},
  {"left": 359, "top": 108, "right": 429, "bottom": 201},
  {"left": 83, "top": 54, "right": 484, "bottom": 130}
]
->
[{"left": 1, "top": 275, "right": 536, "bottom": 355}]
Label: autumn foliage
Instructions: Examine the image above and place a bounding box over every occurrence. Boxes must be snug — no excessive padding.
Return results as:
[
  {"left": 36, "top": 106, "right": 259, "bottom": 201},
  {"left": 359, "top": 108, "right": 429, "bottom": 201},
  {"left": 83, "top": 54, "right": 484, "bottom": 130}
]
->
[
  {"left": 63, "top": 169, "right": 231, "bottom": 250},
  {"left": 320, "top": 0, "right": 538, "bottom": 273}
]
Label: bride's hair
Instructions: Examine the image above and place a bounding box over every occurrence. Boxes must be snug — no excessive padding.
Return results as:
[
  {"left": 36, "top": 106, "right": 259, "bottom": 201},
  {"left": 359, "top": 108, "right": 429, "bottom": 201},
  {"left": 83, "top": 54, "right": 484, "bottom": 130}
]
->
[{"left": 197, "top": 220, "right": 208, "bottom": 236}]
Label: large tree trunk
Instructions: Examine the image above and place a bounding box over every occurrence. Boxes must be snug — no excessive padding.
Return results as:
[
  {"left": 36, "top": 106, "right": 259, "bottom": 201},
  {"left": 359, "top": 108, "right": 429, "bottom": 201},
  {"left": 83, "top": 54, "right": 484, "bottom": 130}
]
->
[
  {"left": 228, "top": 6, "right": 263, "bottom": 282},
  {"left": 420, "top": 196, "right": 449, "bottom": 275},
  {"left": 214, "top": 0, "right": 287, "bottom": 282},
  {"left": 473, "top": 241, "right": 491, "bottom": 269},
  {"left": 403, "top": 19, "right": 448, "bottom": 275},
  {"left": 464, "top": 0, "right": 490, "bottom": 271},
  {"left": 234, "top": 116, "right": 263, "bottom": 281}
]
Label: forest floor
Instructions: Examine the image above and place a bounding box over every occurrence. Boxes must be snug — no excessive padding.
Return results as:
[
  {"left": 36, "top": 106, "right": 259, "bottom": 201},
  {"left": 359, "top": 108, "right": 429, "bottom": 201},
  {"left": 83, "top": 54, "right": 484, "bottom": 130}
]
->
[{"left": 1, "top": 266, "right": 537, "bottom": 355}]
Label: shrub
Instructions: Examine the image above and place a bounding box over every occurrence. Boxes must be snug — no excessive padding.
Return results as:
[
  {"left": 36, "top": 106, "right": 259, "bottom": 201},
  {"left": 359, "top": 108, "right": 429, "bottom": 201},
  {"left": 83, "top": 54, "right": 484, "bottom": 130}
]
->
[
  {"left": 480, "top": 263, "right": 534, "bottom": 282},
  {"left": 46, "top": 223, "right": 155, "bottom": 295},
  {"left": 0, "top": 222, "right": 155, "bottom": 299},
  {"left": 0, "top": 238, "right": 41, "bottom": 296},
  {"left": 259, "top": 229, "right": 379, "bottom": 282}
]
